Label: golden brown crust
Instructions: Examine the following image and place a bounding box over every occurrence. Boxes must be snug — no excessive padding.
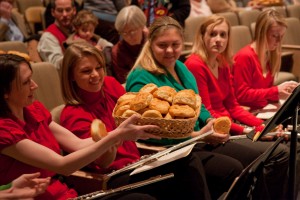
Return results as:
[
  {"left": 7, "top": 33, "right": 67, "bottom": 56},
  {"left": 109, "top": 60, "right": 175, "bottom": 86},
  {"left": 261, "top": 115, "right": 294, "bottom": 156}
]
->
[
  {"left": 149, "top": 98, "right": 170, "bottom": 114},
  {"left": 139, "top": 83, "right": 158, "bottom": 94},
  {"left": 7, "top": 51, "right": 30, "bottom": 62},
  {"left": 122, "top": 109, "right": 141, "bottom": 117},
  {"left": 0, "top": 50, "right": 6, "bottom": 54},
  {"left": 130, "top": 92, "right": 153, "bottom": 111},
  {"left": 173, "top": 89, "right": 196, "bottom": 109},
  {"left": 153, "top": 86, "right": 177, "bottom": 103},
  {"left": 117, "top": 93, "right": 137, "bottom": 104},
  {"left": 164, "top": 112, "right": 173, "bottom": 119},
  {"left": 91, "top": 119, "right": 107, "bottom": 142},
  {"left": 114, "top": 104, "right": 130, "bottom": 116},
  {"left": 169, "top": 105, "right": 195, "bottom": 118},
  {"left": 213, "top": 116, "right": 231, "bottom": 134},
  {"left": 141, "top": 109, "right": 163, "bottom": 118}
]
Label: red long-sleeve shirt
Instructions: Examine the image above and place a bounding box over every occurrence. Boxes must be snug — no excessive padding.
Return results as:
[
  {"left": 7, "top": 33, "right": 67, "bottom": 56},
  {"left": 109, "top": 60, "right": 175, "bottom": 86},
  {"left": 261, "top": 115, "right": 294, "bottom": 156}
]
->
[
  {"left": 185, "top": 54, "right": 263, "bottom": 135},
  {"left": 232, "top": 45, "right": 279, "bottom": 110}
]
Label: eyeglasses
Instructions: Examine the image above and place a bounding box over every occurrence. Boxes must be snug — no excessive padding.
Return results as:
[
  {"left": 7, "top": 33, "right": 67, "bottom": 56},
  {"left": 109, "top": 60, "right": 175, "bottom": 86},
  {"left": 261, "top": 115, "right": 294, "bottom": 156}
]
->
[{"left": 120, "top": 30, "right": 138, "bottom": 37}]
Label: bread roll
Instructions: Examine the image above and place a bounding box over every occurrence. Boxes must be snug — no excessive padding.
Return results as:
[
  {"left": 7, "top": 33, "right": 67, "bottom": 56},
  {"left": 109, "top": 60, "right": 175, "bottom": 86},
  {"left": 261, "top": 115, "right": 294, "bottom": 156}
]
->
[
  {"left": 7, "top": 51, "right": 30, "bottom": 62},
  {"left": 130, "top": 92, "right": 153, "bottom": 111},
  {"left": 153, "top": 86, "right": 177, "bottom": 103},
  {"left": 142, "top": 110, "right": 163, "bottom": 118},
  {"left": 91, "top": 119, "right": 107, "bottom": 142},
  {"left": 149, "top": 98, "right": 170, "bottom": 114},
  {"left": 139, "top": 83, "right": 158, "bottom": 94},
  {"left": 164, "top": 112, "right": 173, "bottom": 119},
  {"left": 122, "top": 109, "right": 141, "bottom": 117},
  {"left": 117, "top": 93, "right": 136, "bottom": 104},
  {"left": 114, "top": 104, "right": 130, "bottom": 116},
  {"left": 173, "top": 89, "right": 196, "bottom": 109},
  {"left": 213, "top": 116, "right": 231, "bottom": 134},
  {"left": 169, "top": 105, "right": 195, "bottom": 118}
]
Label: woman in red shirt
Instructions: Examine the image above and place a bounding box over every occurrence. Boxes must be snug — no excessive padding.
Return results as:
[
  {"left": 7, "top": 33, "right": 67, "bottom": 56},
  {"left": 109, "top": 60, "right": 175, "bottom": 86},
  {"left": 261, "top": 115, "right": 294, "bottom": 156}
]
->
[
  {"left": 232, "top": 9, "right": 298, "bottom": 110},
  {"left": 185, "top": 15, "right": 264, "bottom": 135},
  {"left": 0, "top": 53, "right": 160, "bottom": 200}
]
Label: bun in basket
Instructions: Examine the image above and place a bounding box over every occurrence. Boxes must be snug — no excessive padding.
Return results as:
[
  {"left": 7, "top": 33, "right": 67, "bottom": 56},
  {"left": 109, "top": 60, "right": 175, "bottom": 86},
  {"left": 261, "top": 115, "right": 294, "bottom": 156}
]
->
[
  {"left": 114, "top": 104, "right": 130, "bottom": 117},
  {"left": 139, "top": 83, "right": 158, "bottom": 94},
  {"left": 169, "top": 105, "right": 195, "bottom": 118},
  {"left": 153, "top": 86, "right": 177, "bottom": 103},
  {"left": 213, "top": 116, "right": 231, "bottom": 134},
  {"left": 117, "top": 93, "right": 136, "bottom": 104},
  {"left": 149, "top": 98, "right": 170, "bottom": 114},
  {"left": 122, "top": 110, "right": 141, "bottom": 117},
  {"left": 142, "top": 110, "right": 163, "bottom": 118},
  {"left": 173, "top": 89, "right": 196, "bottom": 109},
  {"left": 91, "top": 119, "right": 107, "bottom": 142},
  {"left": 130, "top": 92, "right": 153, "bottom": 111}
]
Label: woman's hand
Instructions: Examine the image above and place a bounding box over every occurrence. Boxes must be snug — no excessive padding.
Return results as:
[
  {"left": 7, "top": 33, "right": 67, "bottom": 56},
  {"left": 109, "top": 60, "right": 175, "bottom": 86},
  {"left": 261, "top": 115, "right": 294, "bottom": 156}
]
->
[
  {"left": 114, "top": 114, "right": 161, "bottom": 141},
  {"left": 8, "top": 172, "right": 50, "bottom": 199},
  {"left": 277, "top": 81, "right": 299, "bottom": 99}
]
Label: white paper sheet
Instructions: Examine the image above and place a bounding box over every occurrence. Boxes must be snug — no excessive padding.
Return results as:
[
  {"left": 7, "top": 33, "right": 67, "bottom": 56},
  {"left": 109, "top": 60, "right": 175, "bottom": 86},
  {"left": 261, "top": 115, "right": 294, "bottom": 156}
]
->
[{"left": 130, "top": 143, "right": 196, "bottom": 176}]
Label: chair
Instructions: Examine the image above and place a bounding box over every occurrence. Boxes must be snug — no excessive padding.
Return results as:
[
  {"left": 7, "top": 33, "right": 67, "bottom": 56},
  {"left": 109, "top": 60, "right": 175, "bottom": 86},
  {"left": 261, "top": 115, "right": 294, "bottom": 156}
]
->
[
  {"left": 281, "top": 17, "right": 300, "bottom": 79},
  {"left": 0, "top": 41, "right": 28, "bottom": 53},
  {"left": 184, "top": 15, "right": 207, "bottom": 43},
  {"left": 218, "top": 11, "right": 240, "bottom": 26},
  {"left": 237, "top": 9, "right": 261, "bottom": 36},
  {"left": 11, "top": 9, "right": 30, "bottom": 39},
  {"left": 263, "top": 6, "right": 287, "bottom": 17},
  {"left": 25, "top": 6, "right": 46, "bottom": 34},
  {"left": 31, "top": 62, "right": 64, "bottom": 111},
  {"left": 15, "top": 0, "right": 43, "bottom": 15},
  {"left": 50, "top": 104, "right": 65, "bottom": 125},
  {"left": 286, "top": 4, "right": 300, "bottom": 20},
  {"left": 230, "top": 25, "right": 252, "bottom": 54}
]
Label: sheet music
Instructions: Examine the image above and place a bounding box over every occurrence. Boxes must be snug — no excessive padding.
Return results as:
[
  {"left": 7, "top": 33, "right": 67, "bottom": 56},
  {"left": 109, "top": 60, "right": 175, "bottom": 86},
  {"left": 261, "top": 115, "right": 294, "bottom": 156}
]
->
[
  {"left": 256, "top": 99, "right": 286, "bottom": 119},
  {"left": 130, "top": 143, "right": 196, "bottom": 176}
]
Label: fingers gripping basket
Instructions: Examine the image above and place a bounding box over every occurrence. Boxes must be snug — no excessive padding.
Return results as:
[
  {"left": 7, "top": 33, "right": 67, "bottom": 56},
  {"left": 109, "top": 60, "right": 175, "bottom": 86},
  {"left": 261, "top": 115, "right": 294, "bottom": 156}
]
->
[{"left": 113, "top": 92, "right": 201, "bottom": 139}]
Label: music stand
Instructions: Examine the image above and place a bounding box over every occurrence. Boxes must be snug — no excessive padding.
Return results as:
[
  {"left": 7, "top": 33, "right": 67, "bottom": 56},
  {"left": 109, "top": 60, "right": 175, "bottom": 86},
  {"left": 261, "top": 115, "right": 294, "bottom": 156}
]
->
[
  {"left": 247, "top": 84, "right": 300, "bottom": 200},
  {"left": 222, "top": 137, "right": 284, "bottom": 200}
]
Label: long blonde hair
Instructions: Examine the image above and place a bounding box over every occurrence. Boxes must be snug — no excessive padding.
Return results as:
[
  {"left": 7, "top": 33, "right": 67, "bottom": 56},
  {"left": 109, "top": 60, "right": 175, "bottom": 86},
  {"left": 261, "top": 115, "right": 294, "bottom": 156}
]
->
[
  {"left": 254, "top": 9, "right": 287, "bottom": 75},
  {"left": 131, "top": 16, "right": 184, "bottom": 75},
  {"left": 191, "top": 15, "right": 233, "bottom": 66}
]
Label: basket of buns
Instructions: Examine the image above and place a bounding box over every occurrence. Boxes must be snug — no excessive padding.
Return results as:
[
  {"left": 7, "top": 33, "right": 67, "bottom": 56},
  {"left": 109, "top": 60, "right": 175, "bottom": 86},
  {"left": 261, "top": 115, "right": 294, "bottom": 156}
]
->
[{"left": 113, "top": 84, "right": 201, "bottom": 139}]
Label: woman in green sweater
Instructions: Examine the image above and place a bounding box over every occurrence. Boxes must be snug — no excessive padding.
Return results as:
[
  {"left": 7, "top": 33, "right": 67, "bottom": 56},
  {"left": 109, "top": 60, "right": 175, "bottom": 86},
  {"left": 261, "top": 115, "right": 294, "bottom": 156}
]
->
[{"left": 126, "top": 16, "right": 289, "bottom": 200}]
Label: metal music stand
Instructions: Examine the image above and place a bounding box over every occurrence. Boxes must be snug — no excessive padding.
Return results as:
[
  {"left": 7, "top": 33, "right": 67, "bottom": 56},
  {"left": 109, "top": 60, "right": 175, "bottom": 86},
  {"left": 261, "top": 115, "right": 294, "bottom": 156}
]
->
[{"left": 247, "top": 84, "right": 300, "bottom": 200}]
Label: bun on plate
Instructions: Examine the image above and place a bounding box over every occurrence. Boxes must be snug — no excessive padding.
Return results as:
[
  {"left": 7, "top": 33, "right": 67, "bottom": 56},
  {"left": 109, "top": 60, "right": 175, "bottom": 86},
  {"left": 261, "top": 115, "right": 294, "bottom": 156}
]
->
[
  {"left": 153, "top": 86, "right": 177, "bottom": 103},
  {"left": 173, "top": 89, "right": 196, "bottom": 109},
  {"left": 169, "top": 104, "right": 195, "bottom": 118},
  {"left": 91, "top": 119, "right": 107, "bottom": 142},
  {"left": 213, "top": 116, "right": 231, "bottom": 134}
]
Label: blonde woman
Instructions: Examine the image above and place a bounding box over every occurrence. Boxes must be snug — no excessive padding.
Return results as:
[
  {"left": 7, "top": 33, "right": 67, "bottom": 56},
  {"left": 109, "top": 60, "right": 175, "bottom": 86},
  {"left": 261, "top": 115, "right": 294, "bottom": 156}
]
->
[{"left": 232, "top": 9, "right": 298, "bottom": 111}]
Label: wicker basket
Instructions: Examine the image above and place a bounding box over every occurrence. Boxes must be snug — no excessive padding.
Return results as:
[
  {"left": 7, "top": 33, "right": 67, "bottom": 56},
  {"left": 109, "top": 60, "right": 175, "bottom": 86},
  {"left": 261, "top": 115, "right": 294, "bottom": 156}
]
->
[{"left": 113, "top": 94, "right": 201, "bottom": 139}]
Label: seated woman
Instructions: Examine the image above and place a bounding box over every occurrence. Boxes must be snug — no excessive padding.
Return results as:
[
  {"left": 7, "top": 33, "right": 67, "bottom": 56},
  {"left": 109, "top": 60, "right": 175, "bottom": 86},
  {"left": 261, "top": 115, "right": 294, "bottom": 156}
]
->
[
  {"left": 59, "top": 42, "right": 223, "bottom": 200},
  {"left": 125, "top": 16, "right": 289, "bottom": 200},
  {"left": 232, "top": 9, "right": 299, "bottom": 111},
  {"left": 185, "top": 15, "right": 263, "bottom": 135},
  {"left": 0, "top": 53, "right": 162, "bottom": 200},
  {"left": 112, "top": 5, "right": 148, "bottom": 84}
]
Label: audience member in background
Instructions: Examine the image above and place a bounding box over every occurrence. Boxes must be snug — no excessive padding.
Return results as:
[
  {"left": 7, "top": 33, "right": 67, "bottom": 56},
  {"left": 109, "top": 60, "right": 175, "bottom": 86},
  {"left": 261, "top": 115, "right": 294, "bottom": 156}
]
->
[
  {"left": 132, "top": 0, "right": 190, "bottom": 27},
  {"left": 0, "top": 172, "right": 50, "bottom": 199},
  {"left": 84, "top": 0, "right": 128, "bottom": 44},
  {"left": 188, "top": 0, "right": 212, "bottom": 18},
  {"left": 112, "top": 5, "right": 148, "bottom": 84},
  {"left": 38, "top": 0, "right": 76, "bottom": 70},
  {"left": 206, "top": 0, "right": 263, "bottom": 13},
  {"left": 66, "top": 10, "right": 113, "bottom": 51},
  {"left": 59, "top": 42, "right": 221, "bottom": 200},
  {"left": 232, "top": 9, "right": 298, "bottom": 111},
  {"left": 0, "top": 0, "right": 24, "bottom": 41},
  {"left": 185, "top": 15, "right": 263, "bottom": 135},
  {"left": 0, "top": 53, "right": 162, "bottom": 200},
  {"left": 125, "top": 16, "right": 289, "bottom": 200}
]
